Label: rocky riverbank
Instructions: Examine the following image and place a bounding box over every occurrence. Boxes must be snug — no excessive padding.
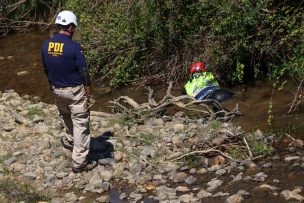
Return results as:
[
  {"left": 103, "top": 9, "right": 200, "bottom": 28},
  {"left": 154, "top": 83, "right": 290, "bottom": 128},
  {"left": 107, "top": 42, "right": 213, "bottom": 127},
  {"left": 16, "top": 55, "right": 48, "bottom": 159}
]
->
[{"left": 0, "top": 89, "right": 303, "bottom": 203}]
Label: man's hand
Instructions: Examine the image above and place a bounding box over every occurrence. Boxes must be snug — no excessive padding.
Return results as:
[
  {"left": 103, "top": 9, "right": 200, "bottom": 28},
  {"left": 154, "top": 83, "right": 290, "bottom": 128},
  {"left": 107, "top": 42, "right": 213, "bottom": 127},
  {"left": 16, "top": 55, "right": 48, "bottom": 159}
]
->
[
  {"left": 84, "top": 85, "right": 92, "bottom": 97},
  {"left": 84, "top": 85, "right": 94, "bottom": 109}
]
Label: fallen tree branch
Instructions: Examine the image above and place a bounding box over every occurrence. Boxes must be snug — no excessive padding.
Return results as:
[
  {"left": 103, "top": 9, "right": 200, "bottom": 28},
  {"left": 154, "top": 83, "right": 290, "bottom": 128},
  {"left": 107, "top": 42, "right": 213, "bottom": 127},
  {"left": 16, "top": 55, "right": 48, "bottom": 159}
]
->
[
  {"left": 170, "top": 148, "right": 239, "bottom": 163},
  {"left": 109, "top": 82, "right": 241, "bottom": 121},
  {"left": 288, "top": 78, "right": 304, "bottom": 113},
  {"left": 91, "top": 111, "right": 114, "bottom": 117},
  {"left": 243, "top": 137, "right": 253, "bottom": 159}
]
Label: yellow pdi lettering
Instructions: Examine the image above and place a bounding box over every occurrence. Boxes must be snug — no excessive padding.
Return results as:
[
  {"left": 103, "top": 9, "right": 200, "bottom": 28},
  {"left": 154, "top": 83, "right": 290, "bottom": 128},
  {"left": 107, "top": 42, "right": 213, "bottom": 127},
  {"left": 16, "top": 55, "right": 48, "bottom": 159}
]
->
[
  {"left": 48, "top": 42, "right": 64, "bottom": 55},
  {"left": 48, "top": 42, "right": 54, "bottom": 51},
  {"left": 60, "top": 43, "right": 64, "bottom": 52},
  {"left": 54, "top": 43, "right": 61, "bottom": 52}
]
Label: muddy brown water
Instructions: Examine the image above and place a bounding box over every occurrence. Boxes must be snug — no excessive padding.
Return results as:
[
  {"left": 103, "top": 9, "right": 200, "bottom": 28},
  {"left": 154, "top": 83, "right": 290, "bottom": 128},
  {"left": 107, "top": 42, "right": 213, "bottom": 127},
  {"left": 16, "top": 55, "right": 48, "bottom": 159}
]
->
[
  {"left": 1, "top": 31, "right": 303, "bottom": 139},
  {"left": 1, "top": 32, "right": 303, "bottom": 202}
]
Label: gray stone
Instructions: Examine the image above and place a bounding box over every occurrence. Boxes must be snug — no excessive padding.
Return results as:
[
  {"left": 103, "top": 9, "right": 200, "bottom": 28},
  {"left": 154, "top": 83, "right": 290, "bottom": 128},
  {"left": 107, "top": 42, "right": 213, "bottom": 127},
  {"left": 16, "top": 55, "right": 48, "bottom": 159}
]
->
[
  {"left": 213, "top": 192, "right": 230, "bottom": 197},
  {"left": 99, "top": 171, "right": 113, "bottom": 181},
  {"left": 197, "top": 168, "right": 208, "bottom": 174},
  {"left": 225, "top": 194, "right": 244, "bottom": 203},
  {"left": 101, "top": 182, "right": 110, "bottom": 191},
  {"left": 98, "top": 158, "right": 116, "bottom": 166},
  {"left": 130, "top": 192, "right": 143, "bottom": 201},
  {"left": 56, "top": 172, "right": 68, "bottom": 179},
  {"left": 96, "top": 195, "right": 110, "bottom": 203},
  {"left": 162, "top": 115, "right": 172, "bottom": 122},
  {"left": 197, "top": 189, "right": 212, "bottom": 199},
  {"left": 45, "top": 174, "right": 55, "bottom": 186},
  {"left": 176, "top": 186, "right": 190, "bottom": 192},
  {"left": 156, "top": 186, "right": 177, "bottom": 197},
  {"left": 84, "top": 183, "right": 96, "bottom": 192},
  {"left": 3, "top": 125, "right": 15, "bottom": 132},
  {"left": 272, "top": 155, "right": 281, "bottom": 161},
  {"left": 135, "top": 174, "right": 152, "bottom": 185},
  {"left": 215, "top": 168, "right": 226, "bottom": 176},
  {"left": 3, "top": 157, "right": 17, "bottom": 166},
  {"left": 167, "top": 152, "right": 183, "bottom": 160},
  {"left": 189, "top": 168, "right": 196, "bottom": 174},
  {"left": 179, "top": 194, "right": 199, "bottom": 203},
  {"left": 129, "top": 162, "right": 142, "bottom": 173},
  {"left": 180, "top": 166, "right": 188, "bottom": 171},
  {"left": 285, "top": 156, "right": 300, "bottom": 162},
  {"left": 262, "top": 163, "right": 272, "bottom": 168},
  {"left": 173, "top": 124, "right": 185, "bottom": 133},
  {"left": 33, "top": 115, "right": 44, "bottom": 123},
  {"left": 141, "top": 147, "right": 156, "bottom": 158},
  {"left": 173, "top": 172, "right": 188, "bottom": 183},
  {"left": 119, "top": 192, "right": 127, "bottom": 199},
  {"left": 237, "top": 190, "right": 250, "bottom": 199},
  {"left": 208, "top": 165, "right": 222, "bottom": 172},
  {"left": 23, "top": 172, "right": 36, "bottom": 180},
  {"left": 206, "top": 179, "right": 223, "bottom": 192},
  {"left": 172, "top": 136, "right": 182, "bottom": 147},
  {"left": 253, "top": 184, "right": 279, "bottom": 192},
  {"left": 185, "top": 176, "right": 197, "bottom": 185},
  {"left": 241, "top": 159, "right": 257, "bottom": 168},
  {"left": 175, "top": 111, "right": 185, "bottom": 117},
  {"left": 65, "top": 192, "right": 78, "bottom": 202},
  {"left": 252, "top": 172, "right": 267, "bottom": 182},
  {"left": 231, "top": 172, "right": 243, "bottom": 182},
  {"left": 280, "top": 189, "right": 304, "bottom": 201}
]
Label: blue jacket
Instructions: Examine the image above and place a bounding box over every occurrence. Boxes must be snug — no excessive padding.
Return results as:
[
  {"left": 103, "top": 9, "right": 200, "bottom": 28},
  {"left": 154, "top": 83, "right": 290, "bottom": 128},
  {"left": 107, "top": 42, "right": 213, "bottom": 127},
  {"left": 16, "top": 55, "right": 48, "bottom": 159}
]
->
[{"left": 41, "top": 34, "right": 90, "bottom": 88}]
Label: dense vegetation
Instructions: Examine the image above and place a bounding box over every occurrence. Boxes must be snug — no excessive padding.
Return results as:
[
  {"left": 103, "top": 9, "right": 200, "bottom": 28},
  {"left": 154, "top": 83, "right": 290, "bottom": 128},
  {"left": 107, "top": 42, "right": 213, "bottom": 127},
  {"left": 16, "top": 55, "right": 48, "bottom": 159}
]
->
[
  {"left": 64, "top": 0, "right": 304, "bottom": 88},
  {"left": 2, "top": 0, "right": 303, "bottom": 88},
  {"left": 0, "top": 0, "right": 63, "bottom": 36}
]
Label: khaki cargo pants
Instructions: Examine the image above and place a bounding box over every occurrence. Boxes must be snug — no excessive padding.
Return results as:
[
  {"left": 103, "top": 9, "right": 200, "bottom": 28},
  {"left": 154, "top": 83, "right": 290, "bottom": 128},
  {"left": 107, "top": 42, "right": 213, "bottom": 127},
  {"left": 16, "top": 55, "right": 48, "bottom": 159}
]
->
[{"left": 53, "top": 85, "right": 90, "bottom": 167}]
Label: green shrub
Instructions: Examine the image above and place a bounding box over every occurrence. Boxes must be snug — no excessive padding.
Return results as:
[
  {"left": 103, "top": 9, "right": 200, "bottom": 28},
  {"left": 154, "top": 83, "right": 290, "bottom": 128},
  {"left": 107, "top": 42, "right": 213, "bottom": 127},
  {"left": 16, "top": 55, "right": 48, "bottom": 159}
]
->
[
  {"left": 63, "top": 0, "right": 303, "bottom": 88},
  {"left": 0, "top": 178, "right": 50, "bottom": 202}
]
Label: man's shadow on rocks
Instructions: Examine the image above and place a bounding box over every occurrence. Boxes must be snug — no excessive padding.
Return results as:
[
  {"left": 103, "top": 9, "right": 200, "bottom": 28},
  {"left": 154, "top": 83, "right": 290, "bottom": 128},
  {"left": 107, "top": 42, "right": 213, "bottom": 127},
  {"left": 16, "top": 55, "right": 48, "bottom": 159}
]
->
[{"left": 88, "top": 131, "right": 114, "bottom": 161}]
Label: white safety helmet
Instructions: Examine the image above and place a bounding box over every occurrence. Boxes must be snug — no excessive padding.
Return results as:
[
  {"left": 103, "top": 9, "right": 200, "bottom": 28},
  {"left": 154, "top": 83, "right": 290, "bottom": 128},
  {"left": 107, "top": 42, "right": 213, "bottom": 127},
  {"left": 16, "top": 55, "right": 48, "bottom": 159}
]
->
[{"left": 55, "top": 10, "right": 78, "bottom": 27}]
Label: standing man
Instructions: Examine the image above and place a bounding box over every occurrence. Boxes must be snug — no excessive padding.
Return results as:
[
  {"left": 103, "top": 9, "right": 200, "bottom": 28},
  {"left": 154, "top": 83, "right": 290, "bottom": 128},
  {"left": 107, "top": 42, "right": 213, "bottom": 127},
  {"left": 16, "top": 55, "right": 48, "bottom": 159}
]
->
[{"left": 41, "top": 10, "right": 97, "bottom": 173}]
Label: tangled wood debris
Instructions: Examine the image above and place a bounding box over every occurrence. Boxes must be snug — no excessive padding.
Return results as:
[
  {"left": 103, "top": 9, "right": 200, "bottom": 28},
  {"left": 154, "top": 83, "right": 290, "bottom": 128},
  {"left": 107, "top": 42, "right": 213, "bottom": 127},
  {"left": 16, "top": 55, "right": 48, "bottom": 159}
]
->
[{"left": 109, "top": 82, "right": 242, "bottom": 122}]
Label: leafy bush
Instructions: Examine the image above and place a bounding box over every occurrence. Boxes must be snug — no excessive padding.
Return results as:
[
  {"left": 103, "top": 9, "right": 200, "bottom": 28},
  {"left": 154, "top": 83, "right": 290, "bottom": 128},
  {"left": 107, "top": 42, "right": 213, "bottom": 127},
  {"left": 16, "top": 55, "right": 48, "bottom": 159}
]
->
[
  {"left": 63, "top": 0, "right": 303, "bottom": 88},
  {"left": 0, "top": 0, "right": 63, "bottom": 36}
]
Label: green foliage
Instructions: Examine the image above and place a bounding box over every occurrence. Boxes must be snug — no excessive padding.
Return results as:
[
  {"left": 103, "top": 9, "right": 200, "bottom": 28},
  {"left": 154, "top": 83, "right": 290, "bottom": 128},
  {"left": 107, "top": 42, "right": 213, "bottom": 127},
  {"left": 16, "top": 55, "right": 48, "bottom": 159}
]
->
[
  {"left": 250, "top": 141, "right": 272, "bottom": 156},
  {"left": 133, "top": 133, "right": 156, "bottom": 145},
  {"left": 182, "top": 154, "right": 201, "bottom": 168},
  {"left": 0, "top": 0, "right": 63, "bottom": 36},
  {"left": 107, "top": 115, "right": 135, "bottom": 127},
  {"left": 210, "top": 120, "right": 222, "bottom": 129},
  {"left": 0, "top": 178, "right": 50, "bottom": 202},
  {"left": 266, "top": 122, "right": 297, "bottom": 136},
  {"left": 0, "top": 153, "right": 12, "bottom": 163},
  {"left": 26, "top": 107, "right": 44, "bottom": 120},
  {"left": 229, "top": 148, "right": 246, "bottom": 160},
  {"left": 62, "top": 0, "right": 303, "bottom": 87},
  {"left": 247, "top": 136, "right": 272, "bottom": 156},
  {"left": 5, "top": 0, "right": 304, "bottom": 87}
]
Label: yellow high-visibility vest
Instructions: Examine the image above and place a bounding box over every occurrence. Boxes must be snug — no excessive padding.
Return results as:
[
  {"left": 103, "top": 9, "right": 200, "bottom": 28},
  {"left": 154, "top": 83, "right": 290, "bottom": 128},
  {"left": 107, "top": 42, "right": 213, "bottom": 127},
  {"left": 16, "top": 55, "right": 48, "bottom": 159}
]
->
[{"left": 184, "top": 72, "right": 219, "bottom": 96}]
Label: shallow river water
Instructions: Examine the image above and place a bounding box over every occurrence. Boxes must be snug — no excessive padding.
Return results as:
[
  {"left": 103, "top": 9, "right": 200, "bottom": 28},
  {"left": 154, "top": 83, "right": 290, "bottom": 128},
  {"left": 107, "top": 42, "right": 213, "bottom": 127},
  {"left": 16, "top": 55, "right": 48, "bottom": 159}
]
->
[
  {"left": 1, "top": 31, "right": 304, "bottom": 203},
  {"left": 0, "top": 32, "right": 303, "bottom": 139}
]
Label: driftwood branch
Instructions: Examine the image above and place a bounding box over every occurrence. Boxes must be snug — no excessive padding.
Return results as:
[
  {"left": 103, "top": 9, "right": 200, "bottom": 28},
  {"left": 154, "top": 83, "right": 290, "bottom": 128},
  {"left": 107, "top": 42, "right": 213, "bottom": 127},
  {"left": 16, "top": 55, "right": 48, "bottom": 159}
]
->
[
  {"left": 288, "top": 78, "right": 304, "bottom": 113},
  {"left": 109, "top": 82, "right": 241, "bottom": 121},
  {"left": 170, "top": 148, "right": 239, "bottom": 162},
  {"left": 243, "top": 137, "right": 253, "bottom": 159}
]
